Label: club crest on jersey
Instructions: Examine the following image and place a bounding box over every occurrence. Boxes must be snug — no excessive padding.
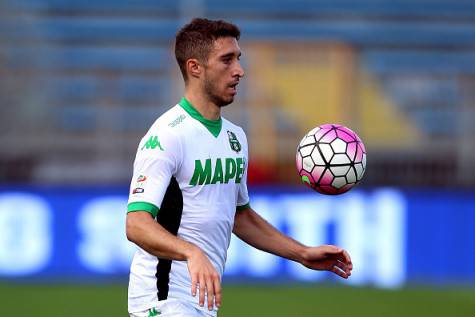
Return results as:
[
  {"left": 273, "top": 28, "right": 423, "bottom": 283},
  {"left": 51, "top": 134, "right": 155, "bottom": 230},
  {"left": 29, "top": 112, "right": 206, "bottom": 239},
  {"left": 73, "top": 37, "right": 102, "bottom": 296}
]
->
[{"left": 227, "top": 130, "right": 241, "bottom": 153}]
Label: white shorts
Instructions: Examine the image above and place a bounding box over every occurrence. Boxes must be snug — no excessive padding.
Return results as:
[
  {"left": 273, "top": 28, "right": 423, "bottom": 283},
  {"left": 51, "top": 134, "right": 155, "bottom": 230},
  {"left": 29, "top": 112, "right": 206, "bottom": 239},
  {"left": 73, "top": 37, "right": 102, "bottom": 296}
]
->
[{"left": 129, "top": 299, "right": 214, "bottom": 317}]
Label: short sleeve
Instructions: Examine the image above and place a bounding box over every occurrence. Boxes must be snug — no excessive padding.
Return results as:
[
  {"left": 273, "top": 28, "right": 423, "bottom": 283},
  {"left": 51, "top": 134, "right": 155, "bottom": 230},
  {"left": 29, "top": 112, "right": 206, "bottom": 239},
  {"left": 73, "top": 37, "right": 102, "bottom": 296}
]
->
[
  {"left": 236, "top": 128, "right": 250, "bottom": 211},
  {"left": 127, "top": 127, "right": 182, "bottom": 218}
]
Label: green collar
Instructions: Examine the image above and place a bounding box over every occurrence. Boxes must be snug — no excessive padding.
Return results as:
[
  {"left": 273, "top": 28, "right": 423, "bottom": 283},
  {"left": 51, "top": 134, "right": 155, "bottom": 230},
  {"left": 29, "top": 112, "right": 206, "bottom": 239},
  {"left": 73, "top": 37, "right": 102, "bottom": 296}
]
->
[{"left": 179, "top": 97, "right": 222, "bottom": 138}]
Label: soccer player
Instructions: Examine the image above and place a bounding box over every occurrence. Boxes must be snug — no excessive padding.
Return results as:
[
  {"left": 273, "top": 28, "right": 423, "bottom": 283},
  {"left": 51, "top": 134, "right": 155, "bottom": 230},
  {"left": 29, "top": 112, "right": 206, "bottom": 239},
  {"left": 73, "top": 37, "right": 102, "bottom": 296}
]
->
[{"left": 126, "top": 18, "right": 352, "bottom": 317}]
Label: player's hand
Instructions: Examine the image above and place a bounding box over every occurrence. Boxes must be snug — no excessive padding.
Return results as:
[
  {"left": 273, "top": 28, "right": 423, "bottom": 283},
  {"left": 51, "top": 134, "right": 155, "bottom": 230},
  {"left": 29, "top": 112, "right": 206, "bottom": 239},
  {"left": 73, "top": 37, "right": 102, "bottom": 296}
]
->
[
  {"left": 186, "top": 247, "right": 222, "bottom": 311},
  {"left": 300, "top": 245, "right": 353, "bottom": 279}
]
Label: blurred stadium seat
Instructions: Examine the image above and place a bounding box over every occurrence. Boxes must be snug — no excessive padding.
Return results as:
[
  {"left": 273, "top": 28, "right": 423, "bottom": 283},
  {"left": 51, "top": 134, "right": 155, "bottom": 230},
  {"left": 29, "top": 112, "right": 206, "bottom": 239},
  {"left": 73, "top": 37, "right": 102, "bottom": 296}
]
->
[{"left": 0, "top": 0, "right": 474, "bottom": 186}]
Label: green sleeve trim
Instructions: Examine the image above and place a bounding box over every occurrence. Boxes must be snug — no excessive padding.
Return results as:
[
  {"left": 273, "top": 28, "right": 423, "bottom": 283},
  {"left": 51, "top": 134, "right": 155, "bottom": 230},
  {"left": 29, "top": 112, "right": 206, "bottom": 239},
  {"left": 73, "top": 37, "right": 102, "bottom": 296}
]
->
[
  {"left": 127, "top": 202, "right": 159, "bottom": 218},
  {"left": 236, "top": 202, "right": 250, "bottom": 211}
]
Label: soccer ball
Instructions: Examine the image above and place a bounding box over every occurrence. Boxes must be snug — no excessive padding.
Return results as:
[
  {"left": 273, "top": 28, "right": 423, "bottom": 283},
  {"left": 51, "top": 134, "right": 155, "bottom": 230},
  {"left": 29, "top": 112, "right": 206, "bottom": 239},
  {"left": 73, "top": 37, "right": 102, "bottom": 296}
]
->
[{"left": 296, "top": 124, "right": 366, "bottom": 195}]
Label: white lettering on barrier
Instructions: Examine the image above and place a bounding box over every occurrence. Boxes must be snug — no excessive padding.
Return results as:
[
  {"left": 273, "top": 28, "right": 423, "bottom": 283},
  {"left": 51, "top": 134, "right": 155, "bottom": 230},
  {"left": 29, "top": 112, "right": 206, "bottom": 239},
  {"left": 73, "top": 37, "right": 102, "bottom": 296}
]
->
[
  {"left": 0, "top": 193, "right": 52, "bottom": 275},
  {"left": 77, "top": 197, "right": 136, "bottom": 273},
  {"left": 225, "top": 189, "right": 407, "bottom": 288},
  {"left": 0, "top": 189, "right": 407, "bottom": 285},
  {"left": 335, "top": 189, "right": 406, "bottom": 288}
]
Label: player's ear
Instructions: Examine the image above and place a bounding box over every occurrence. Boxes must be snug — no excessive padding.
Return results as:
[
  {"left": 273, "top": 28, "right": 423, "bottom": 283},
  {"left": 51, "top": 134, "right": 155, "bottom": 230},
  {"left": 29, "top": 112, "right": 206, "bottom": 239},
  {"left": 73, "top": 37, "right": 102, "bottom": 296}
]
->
[{"left": 187, "top": 58, "right": 202, "bottom": 79}]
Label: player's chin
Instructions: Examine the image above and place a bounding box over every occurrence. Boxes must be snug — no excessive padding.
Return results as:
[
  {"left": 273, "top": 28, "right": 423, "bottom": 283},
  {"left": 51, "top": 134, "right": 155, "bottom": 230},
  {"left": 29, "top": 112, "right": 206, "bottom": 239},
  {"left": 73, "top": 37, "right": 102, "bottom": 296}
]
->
[{"left": 219, "top": 94, "right": 235, "bottom": 107}]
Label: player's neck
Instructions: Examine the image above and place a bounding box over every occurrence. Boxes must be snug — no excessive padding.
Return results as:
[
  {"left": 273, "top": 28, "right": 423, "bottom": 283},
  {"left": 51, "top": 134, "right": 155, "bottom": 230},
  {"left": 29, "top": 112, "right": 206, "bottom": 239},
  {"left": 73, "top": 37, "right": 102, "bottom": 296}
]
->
[{"left": 184, "top": 91, "right": 221, "bottom": 121}]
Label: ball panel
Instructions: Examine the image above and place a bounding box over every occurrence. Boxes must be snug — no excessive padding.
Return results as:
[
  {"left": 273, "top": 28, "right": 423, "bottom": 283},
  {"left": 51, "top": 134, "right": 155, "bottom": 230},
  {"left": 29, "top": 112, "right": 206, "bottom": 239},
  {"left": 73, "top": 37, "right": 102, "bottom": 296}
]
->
[
  {"left": 299, "top": 144, "right": 313, "bottom": 157},
  {"left": 355, "top": 163, "right": 364, "bottom": 181},
  {"left": 332, "top": 176, "right": 347, "bottom": 189},
  {"left": 311, "top": 147, "right": 325, "bottom": 165},
  {"left": 320, "top": 129, "right": 338, "bottom": 143},
  {"left": 318, "top": 143, "right": 334, "bottom": 163},
  {"left": 295, "top": 152, "right": 303, "bottom": 171},
  {"left": 330, "top": 138, "right": 347, "bottom": 153},
  {"left": 346, "top": 167, "right": 357, "bottom": 183},
  {"left": 335, "top": 128, "right": 356, "bottom": 143},
  {"left": 330, "top": 165, "right": 351, "bottom": 177},
  {"left": 316, "top": 185, "right": 339, "bottom": 195},
  {"left": 331, "top": 153, "right": 351, "bottom": 165},
  {"left": 355, "top": 144, "right": 364, "bottom": 162},
  {"left": 300, "top": 135, "right": 316, "bottom": 147},
  {"left": 319, "top": 168, "right": 334, "bottom": 185},
  {"left": 314, "top": 127, "right": 332, "bottom": 142},
  {"left": 347, "top": 142, "right": 357, "bottom": 161},
  {"left": 311, "top": 165, "right": 326, "bottom": 183},
  {"left": 302, "top": 156, "right": 314, "bottom": 173}
]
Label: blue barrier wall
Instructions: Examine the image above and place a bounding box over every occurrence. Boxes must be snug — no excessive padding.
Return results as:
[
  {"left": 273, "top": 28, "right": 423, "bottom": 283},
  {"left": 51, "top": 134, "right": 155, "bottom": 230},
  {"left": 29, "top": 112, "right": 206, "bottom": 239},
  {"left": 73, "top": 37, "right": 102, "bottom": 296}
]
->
[{"left": 0, "top": 186, "right": 474, "bottom": 288}]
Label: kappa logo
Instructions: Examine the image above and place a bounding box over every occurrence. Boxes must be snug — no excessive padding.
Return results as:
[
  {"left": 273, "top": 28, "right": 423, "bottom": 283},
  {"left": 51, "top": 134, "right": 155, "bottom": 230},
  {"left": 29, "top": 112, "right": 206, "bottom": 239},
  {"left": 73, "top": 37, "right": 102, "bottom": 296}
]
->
[
  {"left": 227, "top": 130, "right": 241, "bottom": 153},
  {"left": 148, "top": 308, "right": 161, "bottom": 316},
  {"left": 141, "top": 136, "right": 164, "bottom": 151}
]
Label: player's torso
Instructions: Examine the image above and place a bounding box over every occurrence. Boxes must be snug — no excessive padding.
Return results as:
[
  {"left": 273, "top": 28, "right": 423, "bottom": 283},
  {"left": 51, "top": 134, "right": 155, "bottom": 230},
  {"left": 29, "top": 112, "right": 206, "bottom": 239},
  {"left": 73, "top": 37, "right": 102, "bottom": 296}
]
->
[
  {"left": 128, "top": 103, "right": 248, "bottom": 315},
  {"left": 171, "top": 108, "right": 247, "bottom": 268}
]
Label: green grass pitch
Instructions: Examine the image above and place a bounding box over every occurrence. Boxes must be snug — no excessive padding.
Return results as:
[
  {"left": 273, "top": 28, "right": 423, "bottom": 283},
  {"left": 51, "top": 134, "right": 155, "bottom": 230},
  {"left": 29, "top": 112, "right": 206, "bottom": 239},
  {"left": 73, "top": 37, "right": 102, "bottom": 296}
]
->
[{"left": 2, "top": 283, "right": 474, "bottom": 316}]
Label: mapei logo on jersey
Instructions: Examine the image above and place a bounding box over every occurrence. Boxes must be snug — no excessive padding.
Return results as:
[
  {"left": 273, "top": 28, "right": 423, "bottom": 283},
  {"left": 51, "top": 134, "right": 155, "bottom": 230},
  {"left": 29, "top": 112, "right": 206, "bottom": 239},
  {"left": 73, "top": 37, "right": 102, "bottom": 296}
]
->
[
  {"left": 141, "top": 135, "right": 164, "bottom": 151},
  {"left": 189, "top": 157, "right": 246, "bottom": 185},
  {"left": 227, "top": 130, "right": 241, "bottom": 153}
]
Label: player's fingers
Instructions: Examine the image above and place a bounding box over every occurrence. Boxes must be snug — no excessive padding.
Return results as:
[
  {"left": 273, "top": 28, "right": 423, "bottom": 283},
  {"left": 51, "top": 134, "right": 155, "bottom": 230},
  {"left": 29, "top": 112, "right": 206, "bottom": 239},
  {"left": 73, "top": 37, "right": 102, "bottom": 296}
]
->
[
  {"left": 331, "top": 265, "right": 349, "bottom": 279},
  {"left": 335, "top": 259, "right": 351, "bottom": 276},
  {"left": 323, "top": 245, "right": 341, "bottom": 255},
  {"left": 329, "top": 247, "right": 351, "bottom": 264},
  {"left": 334, "top": 251, "right": 353, "bottom": 273},
  {"left": 199, "top": 274, "right": 205, "bottom": 306},
  {"left": 191, "top": 274, "right": 198, "bottom": 297},
  {"left": 206, "top": 276, "right": 215, "bottom": 311},
  {"left": 213, "top": 274, "right": 222, "bottom": 308},
  {"left": 342, "top": 249, "right": 353, "bottom": 269}
]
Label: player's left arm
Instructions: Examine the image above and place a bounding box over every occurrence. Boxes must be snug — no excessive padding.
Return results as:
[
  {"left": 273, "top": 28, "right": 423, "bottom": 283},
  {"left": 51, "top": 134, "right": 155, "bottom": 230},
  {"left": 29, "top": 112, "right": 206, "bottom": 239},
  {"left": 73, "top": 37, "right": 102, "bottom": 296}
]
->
[{"left": 233, "top": 206, "right": 353, "bottom": 279}]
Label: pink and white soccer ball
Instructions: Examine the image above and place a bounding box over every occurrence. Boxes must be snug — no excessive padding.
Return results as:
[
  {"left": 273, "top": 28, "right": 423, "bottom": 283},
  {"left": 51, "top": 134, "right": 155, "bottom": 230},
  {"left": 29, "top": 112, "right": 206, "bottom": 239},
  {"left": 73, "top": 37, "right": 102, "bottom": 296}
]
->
[{"left": 296, "top": 124, "right": 366, "bottom": 195}]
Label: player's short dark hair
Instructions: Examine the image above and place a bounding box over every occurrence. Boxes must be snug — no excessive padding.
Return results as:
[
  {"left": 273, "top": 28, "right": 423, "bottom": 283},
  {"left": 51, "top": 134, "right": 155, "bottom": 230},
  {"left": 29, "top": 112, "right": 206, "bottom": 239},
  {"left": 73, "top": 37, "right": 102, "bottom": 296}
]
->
[{"left": 175, "top": 18, "right": 241, "bottom": 82}]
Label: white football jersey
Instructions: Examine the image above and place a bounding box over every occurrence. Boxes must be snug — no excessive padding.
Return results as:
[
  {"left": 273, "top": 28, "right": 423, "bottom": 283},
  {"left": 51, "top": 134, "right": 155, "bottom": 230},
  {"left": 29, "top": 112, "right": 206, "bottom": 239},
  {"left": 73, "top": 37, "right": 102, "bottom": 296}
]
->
[{"left": 127, "top": 98, "right": 250, "bottom": 315}]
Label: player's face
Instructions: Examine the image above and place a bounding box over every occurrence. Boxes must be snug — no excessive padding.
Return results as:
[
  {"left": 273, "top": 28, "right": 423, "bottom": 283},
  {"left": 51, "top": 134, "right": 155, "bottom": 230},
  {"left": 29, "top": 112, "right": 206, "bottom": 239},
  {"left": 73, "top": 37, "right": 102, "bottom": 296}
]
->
[{"left": 202, "top": 37, "right": 244, "bottom": 107}]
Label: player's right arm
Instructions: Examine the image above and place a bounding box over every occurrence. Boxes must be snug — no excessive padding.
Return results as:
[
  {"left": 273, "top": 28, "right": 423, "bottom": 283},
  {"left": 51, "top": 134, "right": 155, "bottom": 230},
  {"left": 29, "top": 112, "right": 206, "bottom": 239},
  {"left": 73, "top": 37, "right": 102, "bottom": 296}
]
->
[
  {"left": 126, "top": 212, "right": 222, "bottom": 310},
  {"left": 126, "top": 126, "right": 221, "bottom": 310},
  {"left": 126, "top": 211, "right": 196, "bottom": 260}
]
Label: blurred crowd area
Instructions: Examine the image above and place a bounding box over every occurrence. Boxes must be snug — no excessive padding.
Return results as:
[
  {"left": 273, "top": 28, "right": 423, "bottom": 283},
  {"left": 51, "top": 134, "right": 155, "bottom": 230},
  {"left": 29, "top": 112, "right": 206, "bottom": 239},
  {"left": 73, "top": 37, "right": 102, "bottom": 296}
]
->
[{"left": 1, "top": 0, "right": 474, "bottom": 187}]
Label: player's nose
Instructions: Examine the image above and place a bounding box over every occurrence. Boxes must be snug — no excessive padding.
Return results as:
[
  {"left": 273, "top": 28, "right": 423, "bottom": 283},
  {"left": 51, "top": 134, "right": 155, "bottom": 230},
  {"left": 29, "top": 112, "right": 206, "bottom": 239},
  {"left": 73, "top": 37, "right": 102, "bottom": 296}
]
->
[{"left": 234, "top": 62, "right": 244, "bottom": 78}]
